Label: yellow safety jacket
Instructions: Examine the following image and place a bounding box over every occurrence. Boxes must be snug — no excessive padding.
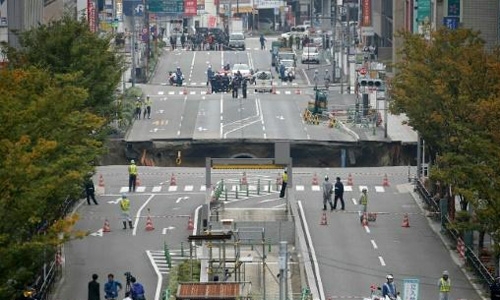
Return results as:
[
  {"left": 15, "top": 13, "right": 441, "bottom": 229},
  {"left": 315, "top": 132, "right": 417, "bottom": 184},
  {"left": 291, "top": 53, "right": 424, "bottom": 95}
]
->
[
  {"left": 282, "top": 173, "right": 288, "bottom": 183},
  {"left": 145, "top": 98, "right": 152, "bottom": 107},
  {"left": 439, "top": 278, "right": 451, "bottom": 292},
  {"left": 129, "top": 164, "right": 137, "bottom": 175},
  {"left": 135, "top": 101, "right": 142, "bottom": 108},
  {"left": 360, "top": 193, "right": 368, "bottom": 205},
  {"left": 120, "top": 198, "right": 130, "bottom": 212}
]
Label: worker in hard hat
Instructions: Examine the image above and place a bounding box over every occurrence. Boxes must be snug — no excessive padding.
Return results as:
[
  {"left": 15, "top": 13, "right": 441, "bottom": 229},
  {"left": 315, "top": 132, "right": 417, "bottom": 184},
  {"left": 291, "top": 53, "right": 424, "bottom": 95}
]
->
[
  {"left": 128, "top": 160, "right": 138, "bottom": 192},
  {"left": 438, "top": 270, "right": 451, "bottom": 300},
  {"left": 120, "top": 193, "right": 133, "bottom": 230},
  {"left": 322, "top": 175, "right": 334, "bottom": 211},
  {"left": 382, "top": 274, "right": 398, "bottom": 300}
]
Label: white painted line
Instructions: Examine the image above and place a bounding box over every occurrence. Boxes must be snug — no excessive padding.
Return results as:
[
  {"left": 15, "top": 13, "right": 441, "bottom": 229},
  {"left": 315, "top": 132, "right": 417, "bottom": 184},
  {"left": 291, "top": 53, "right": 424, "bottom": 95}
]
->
[
  {"left": 133, "top": 194, "right": 155, "bottom": 236},
  {"left": 311, "top": 185, "right": 320, "bottom": 191},
  {"left": 168, "top": 91, "right": 175, "bottom": 95},
  {"left": 296, "top": 185, "right": 305, "bottom": 191},
  {"left": 375, "top": 186, "right": 385, "bottom": 192},
  {"left": 230, "top": 185, "right": 238, "bottom": 191},
  {"left": 119, "top": 186, "right": 128, "bottom": 193},
  {"left": 248, "top": 185, "right": 257, "bottom": 191},
  {"left": 344, "top": 185, "right": 353, "bottom": 192},
  {"left": 184, "top": 185, "right": 194, "bottom": 191},
  {"left": 379, "top": 256, "right": 386, "bottom": 266},
  {"left": 190, "top": 91, "right": 196, "bottom": 95},
  {"left": 275, "top": 91, "right": 281, "bottom": 94},
  {"left": 146, "top": 250, "right": 163, "bottom": 300},
  {"left": 352, "top": 197, "right": 358, "bottom": 205},
  {"left": 359, "top": 185, "right": 368, "bottom": 192},
  {"left": 364, "top": 225, "right": 371, "bottom": 233},
  {"left": 285, "top": 91, "right": 291, "bottom": 94},
  {"left": 168, "top": 186, "right": 178, "bottom": 192},
  {"left": 371, "top": 239, "right": 378, "bottom": 249},
  {"left": 200, "top": 185, "right": 206, "bottom": 191},
  {"left": 158, "top": 91, "right": 164, "bottom": 95},
  {"left": 152, "top": 186, "right": 162, "bottom": 193},
  {"left": 200, "top": 91, "right": 206, "bottom": 95},
  {"left": 136, "top": 186, "right": 146, "bottom": 192}
]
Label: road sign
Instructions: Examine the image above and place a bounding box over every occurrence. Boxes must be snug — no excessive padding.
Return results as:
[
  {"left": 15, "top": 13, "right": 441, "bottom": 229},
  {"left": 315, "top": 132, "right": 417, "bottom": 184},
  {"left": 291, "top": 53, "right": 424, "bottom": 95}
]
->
[
  {"left": 359, "top": 67, "right": 367, "bottom": 75},
  {"left": 361, "top": 26, "right": 374, "bottom": 36}
]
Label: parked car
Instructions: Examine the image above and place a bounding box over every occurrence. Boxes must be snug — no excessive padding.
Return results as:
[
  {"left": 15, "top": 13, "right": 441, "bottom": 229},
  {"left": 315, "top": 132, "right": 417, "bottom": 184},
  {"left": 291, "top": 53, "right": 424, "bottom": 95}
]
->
[
  {"left": 253, "top": 71, "right": 274, "bottom": 93},
  {"left": 232, "top": 63, "right": 253, "bottom": 78},
  {"left": 227, "top": 32, "right": 246, "bottom": 50},
  {"left": 301, "top": 46, "right": 320, "bottom": 64}
]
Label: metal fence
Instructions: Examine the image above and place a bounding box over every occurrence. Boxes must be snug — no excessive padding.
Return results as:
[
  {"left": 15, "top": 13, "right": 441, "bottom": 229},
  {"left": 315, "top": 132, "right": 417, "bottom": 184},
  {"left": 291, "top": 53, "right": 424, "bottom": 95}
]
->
[{"left": 414, "top": 180, "right": 495, "bottom": 289}]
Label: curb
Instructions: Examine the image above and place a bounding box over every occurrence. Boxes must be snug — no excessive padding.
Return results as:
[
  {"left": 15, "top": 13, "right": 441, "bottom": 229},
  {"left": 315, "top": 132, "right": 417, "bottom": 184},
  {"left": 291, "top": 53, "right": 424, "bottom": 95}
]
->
[{"left": 404, "top": 183, "right": 487, "bottom": 300}]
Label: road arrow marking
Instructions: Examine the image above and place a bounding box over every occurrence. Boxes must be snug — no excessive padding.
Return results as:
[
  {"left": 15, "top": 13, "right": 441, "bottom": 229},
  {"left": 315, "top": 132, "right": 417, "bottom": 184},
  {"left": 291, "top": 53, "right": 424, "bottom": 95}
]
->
[
  {"left": 162, "top": 226, "right": 176, "bottom": 234},
  {"left": 90, "top": 229, "right": 103, "bottom": 237},
  {"left": 107, "top": 197, "right": 121, "bottom": 204},
  {"left": 157, "top": 109, "right": 165, "bottom": 114},
  {"left": 176, "top": 196, "right": 189, "bottom": 203}
]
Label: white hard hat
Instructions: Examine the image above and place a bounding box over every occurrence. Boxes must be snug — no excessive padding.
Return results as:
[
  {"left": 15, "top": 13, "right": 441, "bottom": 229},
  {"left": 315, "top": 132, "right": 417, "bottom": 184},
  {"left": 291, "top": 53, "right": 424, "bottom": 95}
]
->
[
  {"left": 130, "top": 159, "right": 135, "bottom": 164},
  {"left": 325, "top": 175, "right": 329, "bottom": 180},
  {"left": 443, "top": 270, "right": 449, "bottom": 276},
  {"left": 386, "top": 274, "right": 394, "bottom": 280},
  {"left": 122, "top": 193, "right": 127, "bottom": 198}
]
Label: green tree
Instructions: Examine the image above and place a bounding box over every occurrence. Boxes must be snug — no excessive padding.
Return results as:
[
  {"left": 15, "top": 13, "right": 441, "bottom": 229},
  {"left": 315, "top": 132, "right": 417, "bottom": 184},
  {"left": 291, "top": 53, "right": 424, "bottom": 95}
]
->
[
  {"left": 4, "top": 14, "right": 124, "bottom": 118},
  {"left": 0, "top": 67, "right": 105, "bottom": 299},
  {"left": 390, "top": 28, "right": 500, "bottom": 262}
]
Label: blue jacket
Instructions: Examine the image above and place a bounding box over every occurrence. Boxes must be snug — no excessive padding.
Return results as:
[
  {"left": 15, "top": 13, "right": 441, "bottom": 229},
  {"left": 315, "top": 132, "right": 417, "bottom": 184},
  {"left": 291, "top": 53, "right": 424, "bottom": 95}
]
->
[
  {"left": 104, "top": 280, "right": 122, "bottom": 299},
  {"left": 131, "top": 282, "right": 146, "bottom": 300},
  {"left": 382, "top": 282, "right": 397, "bottom": 299}
]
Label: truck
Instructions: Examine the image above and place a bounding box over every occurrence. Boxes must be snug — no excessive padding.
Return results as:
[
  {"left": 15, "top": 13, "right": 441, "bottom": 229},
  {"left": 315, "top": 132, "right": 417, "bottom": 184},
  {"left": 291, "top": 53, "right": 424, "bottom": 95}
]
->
[
  {"left": 270, "top": 41, "right": 297, "bottom": 67},
  {"left": 230, "top": 19, "right": 243, "bottom": 33}
]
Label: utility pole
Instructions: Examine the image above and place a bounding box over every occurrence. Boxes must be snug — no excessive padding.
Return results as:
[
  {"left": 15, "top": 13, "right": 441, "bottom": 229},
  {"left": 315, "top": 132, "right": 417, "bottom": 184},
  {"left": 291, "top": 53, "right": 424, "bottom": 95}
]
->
[
  {"left": 331, "top": 3, "right": 336, "bottom": 83},
  {"left": 278, "top": 241, "right": 288, "bottom": 300},
  {"left": 131, "top": 8, "right": 136, "bottom": 87},
  {"left": 144, "top": 0, "right": 150, "bottom": 81}
]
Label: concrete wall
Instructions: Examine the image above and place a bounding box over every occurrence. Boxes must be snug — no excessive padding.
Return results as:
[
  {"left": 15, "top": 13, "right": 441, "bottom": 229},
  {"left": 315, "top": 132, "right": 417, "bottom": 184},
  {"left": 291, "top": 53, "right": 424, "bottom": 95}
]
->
[{"left": 461, "top": 0, "right": 499, "bottom": 50}]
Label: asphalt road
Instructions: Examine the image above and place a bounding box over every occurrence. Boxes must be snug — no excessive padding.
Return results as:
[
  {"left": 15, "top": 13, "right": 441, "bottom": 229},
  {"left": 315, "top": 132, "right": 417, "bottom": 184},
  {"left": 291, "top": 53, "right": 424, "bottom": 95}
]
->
[
  {"left": 55, "top": 166, "right": 481, "bottom": 300},
  {"left": 125, "top": 37, "right": 357, "bottom": 142}
]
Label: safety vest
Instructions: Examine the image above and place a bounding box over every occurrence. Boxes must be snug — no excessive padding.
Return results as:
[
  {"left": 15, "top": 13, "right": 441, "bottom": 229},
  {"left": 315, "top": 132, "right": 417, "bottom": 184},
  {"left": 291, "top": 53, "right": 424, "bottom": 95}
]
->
[
  {"left": 439, "top": 278, "right": 451, "bottom": 292},
  {"left": 145, "top": 98, "right": 152, "bottom": 107},
  {"left": 282, "top": 173, "right": 288, "bottom": 183},
  {"left": 135, "top": 101, "right": 142, "bottom": 108},
  {"left": 360, "top": 193, "right": 368, "bottom": 205},
  {"left": 129, "top": 164, "right": 137, "bottom": 175},
  {"left": 120, "top": 198, "right": 130, "bottom": 211}
]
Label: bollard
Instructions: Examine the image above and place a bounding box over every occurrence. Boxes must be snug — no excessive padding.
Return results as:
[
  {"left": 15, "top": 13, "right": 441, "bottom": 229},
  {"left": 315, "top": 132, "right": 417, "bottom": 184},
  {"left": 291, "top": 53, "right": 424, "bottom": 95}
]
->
[
  {"left": 268, "top": 239, "right": 272, "bottom": 252},
  {"left": 257, "top": 179, "right": 261, "bottom": 195},
  {"left": 246, "top": 184, "right": 249, "bottom": 197},
  {"left": 163, "top": 288, "right": 171, "bottom": 300},
  {"left": 180, "top": 242, "right": 184, "bottom": 257},
  {"left": 224, "top": 186, "right": 228, "bottom": 201},
  {"left": 250, "top": 243, "right": 254, "bottom": 251},
  {"left": 267, "top": 180, "right": 271, "bottom": 193},
  {"left": 164, "top": 243, "right": 172, "bottom": 268},
  {"left": 235, "top": 185, "right": 239, "bottom": 199}
]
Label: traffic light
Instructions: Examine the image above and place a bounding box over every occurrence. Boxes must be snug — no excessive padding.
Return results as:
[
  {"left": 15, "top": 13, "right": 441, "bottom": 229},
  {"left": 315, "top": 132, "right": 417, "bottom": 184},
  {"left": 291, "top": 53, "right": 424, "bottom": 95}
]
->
[{"left": 359, "top": 78, "right": 382, "bottom": 88}]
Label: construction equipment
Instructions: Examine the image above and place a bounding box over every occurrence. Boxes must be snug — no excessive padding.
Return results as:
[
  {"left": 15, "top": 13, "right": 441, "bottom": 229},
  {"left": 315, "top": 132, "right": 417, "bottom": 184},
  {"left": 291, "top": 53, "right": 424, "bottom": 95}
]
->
[{"left": 307, "top": 88, "right": 328, "bottom": 116}]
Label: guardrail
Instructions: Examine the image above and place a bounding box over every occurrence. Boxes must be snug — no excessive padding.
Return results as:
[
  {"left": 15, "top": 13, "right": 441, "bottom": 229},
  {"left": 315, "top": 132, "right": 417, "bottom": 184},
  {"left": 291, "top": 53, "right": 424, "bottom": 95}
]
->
[{"left": 414, "top": 180, "right": 495, "bottom": 289}]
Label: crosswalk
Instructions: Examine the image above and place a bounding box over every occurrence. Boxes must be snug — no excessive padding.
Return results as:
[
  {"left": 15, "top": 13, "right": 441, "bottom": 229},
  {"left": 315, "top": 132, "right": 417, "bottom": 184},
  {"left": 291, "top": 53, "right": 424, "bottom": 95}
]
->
[
  {"left": 113, "top": 184, "right": 388, "bottom": 194},
  {"left": 154, "top": 89, "right": 303, "bottom": 96},
  {"left": 147, "top": 249, "right": 187, "bottom": 275}
]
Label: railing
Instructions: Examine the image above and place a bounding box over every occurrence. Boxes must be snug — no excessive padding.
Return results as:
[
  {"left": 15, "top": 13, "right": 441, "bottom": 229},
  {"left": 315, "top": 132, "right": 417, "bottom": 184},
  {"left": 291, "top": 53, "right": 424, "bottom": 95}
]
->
[{"left": 414, "top": 180, "right": 495, "bottom": 289}]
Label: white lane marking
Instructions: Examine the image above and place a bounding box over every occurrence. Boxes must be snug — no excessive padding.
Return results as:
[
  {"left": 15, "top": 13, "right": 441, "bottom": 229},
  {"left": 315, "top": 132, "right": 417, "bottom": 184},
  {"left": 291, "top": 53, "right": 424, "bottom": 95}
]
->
[
  {"left": 312, "top": 185, "right": 320, "bottom": 191},
  {"left": 176, "top": 196, "right": 189, "bottom": 203},
  {"left": 296, "top": 185, "right": 305, "bottom": 191},
  {"left": 168, "top": 186, "right": 178, "bottom": 192},
  {"left": 133, "top": 194, "right": 155, "bottom": 236},
  {"left": 379, "top": 256, "right": 386, "bottom": 266},
  {"left": 371, "top": 239, "right": 378, "bottom": 249},
  {"left": 200, "top": 185, "right": 207, "bottom": 191},
  {"left": 344, "top": 185, "right": 353, "bottom": 192},
  {"left": 162, "top": 226, "right": 175, "bottom": 235},
  {"left": 351, "top": 197, "right": 358, "bottom": 205},
  {"left": 184, "top": 185, "right": 194, "bottom": 191},
  {"left": 152, "top": 186, "right": 162, "bottom": 193},
  {"left": 146, "top": 250, "right": 163, "bottom": 300},
  {"left": 119, "top": 186, "right": 128, "bottom": 193},
  {"left": 136, "top": 186, "right": 146, "bottom": 192},
  {"left": 364, "top": 225, "right": 371, "bottom": 233},
  {"left": 375, "top": 186, "right": 385, "bottom": 192}
]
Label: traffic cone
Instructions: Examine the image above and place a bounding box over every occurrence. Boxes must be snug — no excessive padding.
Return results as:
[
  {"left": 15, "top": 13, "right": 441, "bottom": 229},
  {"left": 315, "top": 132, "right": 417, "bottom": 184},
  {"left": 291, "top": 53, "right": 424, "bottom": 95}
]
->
[
  {"left": 207, "top": 87, "right": 212, "bottom": 94},
  {"left": 187, "top": 216, "right": 194, "bottom": 230},
  {"left": 312, "top": 173, "right": 319, "bottom": 185},
  {"left": 170, "top": 173, "right": 177, "bottom": 186},
  {"left": 320, "top": 212, "right": 328, "bottom": 225},
  {"left": 295, "top": 89, "right": 301, "bottom": 95},
  {"left": 103, "top": 219, "right": 111, "bottom": 233},
  {"left": 136, "top": 175, "right": 141, "bottom": 187},
  {"left": 241, "top": 172, "right": 248, "bottom": 185},
  {"left": 361, "top": 213, "right": 369, "bottom": 226},
  {"left": 347, "top": 173, "right": 353, "bottom": 186},
  {"left": 145, "top": 215, "right": 155, "bottom": 231},
  {"left": 401, "top": 213, "right": 410, "bottom": 228},
  {"left": 271, "top": 85, "right": 277, "bottom": 94},
  {"left": 96, "top": 174, "right": 105, "bottom": 195},
  {"left": 98, "top": 174, "right": 105, "bottom": 187},
  {"left": 183, "top": 87, "right": 187, "bottom": 95},
  {"left": 382, "top": 173, "right": 390, "bottom": 187}
]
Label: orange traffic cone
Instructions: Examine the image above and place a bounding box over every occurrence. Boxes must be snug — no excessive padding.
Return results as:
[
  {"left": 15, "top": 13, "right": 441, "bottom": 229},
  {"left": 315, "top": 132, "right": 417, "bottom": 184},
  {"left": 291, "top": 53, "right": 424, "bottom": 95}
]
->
[
  {"left": 170, "top": 173, "right": 177, "bottom": 186},
  {"left": 312, "top": 173, "right": 319, "bottom": 185},
  {"left": 183, "top": 88, "right": 188, "bottom": 95},
  {"left": 401, "top": 213, "right": 410, "bottom": 228},
  {"left": 103, "top": 219, "right": 111, "bottom": 233},
  {"left": 187, "top": 216, "right": 194, "bottom": 230},
  {"left": 295, "top": 89, "right": 301, "bottom": 95},
  {"left": 361, "top": 213, "right": 369, "bottom": 226},
  {"left": 320, "top": 212, "right": 328, "bottom": 225},
  {"left": 347, "top": 173, "right": 353, "bottom": 186},
  {"left": 98, "top": 174, "right": 105, "bottom": 187},
  {"left": 382, "top": 173, "right": 390, "bottom": 187},
  {"left": 145, "top": 215, "right": 155, "bottom": 231},
  {"left": 136, "top": 175, "right": 141, "bottom": 187},
  {"left": 241, "top": 172, "right": 248, "bottom": 185},
  {"left": 271, "top": 85, "right": 277, "bottom": 94}
]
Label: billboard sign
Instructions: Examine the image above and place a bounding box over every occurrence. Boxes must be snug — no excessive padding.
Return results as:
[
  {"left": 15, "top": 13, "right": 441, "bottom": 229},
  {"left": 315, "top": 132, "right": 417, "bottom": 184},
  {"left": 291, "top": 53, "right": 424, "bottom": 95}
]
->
[
  {"left": 361, "top": 0, "right": 371, "bottom": 27},
  {"left": 87, "top": 0, "right": 97, "bottom": 32},
  {"left": 443, "top": 17, "right": 459, "bottom": 29},
  {"left": 123, "top": 0, "right": 143, "bottom": 16},
  {"left": 184, "top": 0, "right": 197, "bottom": 16}
]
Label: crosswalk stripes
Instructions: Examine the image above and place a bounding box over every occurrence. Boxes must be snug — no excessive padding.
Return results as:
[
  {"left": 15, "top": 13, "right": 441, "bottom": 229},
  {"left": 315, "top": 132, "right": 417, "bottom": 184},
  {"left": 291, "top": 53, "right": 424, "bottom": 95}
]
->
[
  {"left": 147, "top": 249, "right": 188, "bottom": 275},
  {"left": 162, "top": 90, "right": 299, "bottom": 96},
  {"left": 113, "top": 184, "right": 386, "bottom": 194}
]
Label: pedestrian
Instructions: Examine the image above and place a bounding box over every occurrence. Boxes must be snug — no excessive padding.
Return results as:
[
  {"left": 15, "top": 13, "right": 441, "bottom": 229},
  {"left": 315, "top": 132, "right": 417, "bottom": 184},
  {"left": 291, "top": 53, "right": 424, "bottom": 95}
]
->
[
  {"left": 279, "top": 170, "right": 288, "bottom": 198},
  {"left": 358, "top": 188, "right": 368, "bottom": 221},
  {"left": 88, "top": 274, "right": 101, "bottom": 300},
  {"left": 134, "top": 98, "right": 142, "bottom": 120},
  {"left": 207, "top": 65, "right": 214, "bottom": 87},
  {"left": 242, "top": 78, "right": 248, "bottom": 99},
  {"left": 490, "top": 276, "right": 500, "bottom": 300},
  {"left": 123, "top": 292, "right": 133, "bottom": 300},
  {"left": 144, "top": 96, "right": 152, "bottom": 119},
  {"left": 120, "top": 193, "right": 134, "bottom": 230},
  {"left": 128, "top": 160, "right": 137, "bottom": 192},
  {"left": 180, "top": 33, "right": 186, "bottom": 49},
  {"left": 85, "top": 175, "right": 99, "bottom": 205},
  {"left": 382, "top": 274, "right": 398, "bottom": 300},
  {"left": 438, "top": 270, "right": 451, "bottom": 300},
  {"left": 259, "top": 34, "right": 266, "bottom": 50},
  {"left": 104, "top": 274, "right": 122, "bottom": 300},
  {"left": 130, "top": 277, "right": 146, "bottom": 300},
  {"left": 322, "top": 176, "right": 334, "bottom": 211},
  {"left": 313, "top": 69, "right": 319, "bottom": 89},
  {"left": 333, "top": 177, "right": 344, "bottom": 210}
]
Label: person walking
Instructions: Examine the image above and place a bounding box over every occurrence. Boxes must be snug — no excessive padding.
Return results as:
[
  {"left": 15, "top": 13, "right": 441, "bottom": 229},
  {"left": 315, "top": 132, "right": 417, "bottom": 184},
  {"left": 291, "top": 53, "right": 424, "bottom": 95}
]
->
[
  {"left": 85, "top": 175, "right": 99, "bottom": 205},
  {"left": 88, "top": 274, "right": 101, "bottom": 300},
  {"left": 259, "top": 34, "right": 266, "bottom": 50},
  {"left": 333, "top": 177, "right": 344, "bottom": 210},
  {"left": 241, "top": 78, "right": 248, "bottom": 99},
  {"left": 490, "top": 276, "right": 500, "bottom": 300},
  {"left": 438, "top": 270, "right": 451, "bottom": 300},
  {"left": 120, "top": 194, "right": 134, "bottom": 229},
  {"left": 144, "top": 96, "right": 152, "bottom": 119},
  {"left": 104, "top": 274, "right": 122, "bottom": 300},
  {"left": 134, "top": 98, "right": 142, "bottom": 120},
  {"left": 358, "top": 188, "right": 368, "bottom": 222},
  {"left": 130, "top": 277, "right": 146, "bottom": 300},
  {"left": 322, "top": 176, "right": 334, "bottom": 211},
  {"left": 279, "top": 170, "right": 288, "bottom": 198},
  {"left": 128, "top": 160, "right": 138, "bottom": 192},
  {"left": 313, "top": 69, "right": 319, "bottom": 90},
  {"left": 382, "top": 274, "right": 398, "bottom": 300}
]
